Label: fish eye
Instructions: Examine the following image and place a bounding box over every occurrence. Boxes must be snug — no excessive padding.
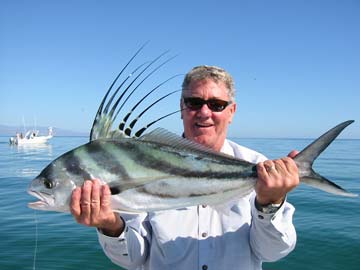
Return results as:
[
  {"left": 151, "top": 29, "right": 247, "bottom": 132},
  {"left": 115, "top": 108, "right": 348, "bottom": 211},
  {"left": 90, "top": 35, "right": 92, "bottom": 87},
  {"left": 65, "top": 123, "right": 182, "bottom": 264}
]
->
[{"left": 43, "top": 179, "right": 54, "bottom": 189}]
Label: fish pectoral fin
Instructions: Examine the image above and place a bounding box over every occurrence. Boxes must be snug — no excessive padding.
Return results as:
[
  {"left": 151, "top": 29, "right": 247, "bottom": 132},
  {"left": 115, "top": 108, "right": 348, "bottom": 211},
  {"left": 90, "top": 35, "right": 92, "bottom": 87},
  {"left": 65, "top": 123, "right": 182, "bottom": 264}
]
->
[
  {"left": 112, "top": 209, "right": 144, "bottom": 214},
  {"left": 107, "top": 176, "right": 169, "bottom": 195}
]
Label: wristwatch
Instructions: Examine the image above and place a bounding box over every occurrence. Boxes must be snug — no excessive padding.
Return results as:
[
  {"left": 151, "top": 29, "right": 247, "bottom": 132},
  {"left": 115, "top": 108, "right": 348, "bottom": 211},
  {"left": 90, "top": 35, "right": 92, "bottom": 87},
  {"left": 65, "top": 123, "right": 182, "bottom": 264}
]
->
[{"left": 255, "top": 199, "right": 283, "bottom": 214}]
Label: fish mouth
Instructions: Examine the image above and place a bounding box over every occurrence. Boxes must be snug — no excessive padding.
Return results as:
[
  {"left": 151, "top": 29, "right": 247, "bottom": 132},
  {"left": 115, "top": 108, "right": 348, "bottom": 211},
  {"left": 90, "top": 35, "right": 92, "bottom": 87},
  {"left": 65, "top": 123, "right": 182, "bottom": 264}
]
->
[
  {"left": 28, "top": 201, "right": 50, "bottom": 209},
  {"left": 27, "top": 190, "right": 55, "bottom": 210}
]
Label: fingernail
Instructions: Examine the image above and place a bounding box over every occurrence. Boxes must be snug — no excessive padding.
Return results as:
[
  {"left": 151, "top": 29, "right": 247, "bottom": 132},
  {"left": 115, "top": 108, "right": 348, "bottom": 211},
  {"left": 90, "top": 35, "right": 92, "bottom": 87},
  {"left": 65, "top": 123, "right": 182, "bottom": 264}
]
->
[
  {"left": 93, "top": 179, "right": 101, "bottom": 185},
  {"left": 84, "top": 180, "right": 92, "bottom": 186}
]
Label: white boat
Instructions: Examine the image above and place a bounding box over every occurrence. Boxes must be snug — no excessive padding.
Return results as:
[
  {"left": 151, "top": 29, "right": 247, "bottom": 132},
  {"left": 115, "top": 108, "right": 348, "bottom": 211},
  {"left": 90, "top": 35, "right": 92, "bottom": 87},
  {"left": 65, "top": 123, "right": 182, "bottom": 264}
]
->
[{"left": 9, "top": 127, "right": 53, "bottom": 145}]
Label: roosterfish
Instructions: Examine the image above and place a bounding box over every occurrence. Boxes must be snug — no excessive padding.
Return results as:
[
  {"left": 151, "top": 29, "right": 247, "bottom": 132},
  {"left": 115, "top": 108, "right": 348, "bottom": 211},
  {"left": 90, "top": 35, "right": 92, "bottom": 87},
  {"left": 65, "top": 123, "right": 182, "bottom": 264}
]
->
[{"left": 27, "top": 47, "right": 357, "bottom": 214}]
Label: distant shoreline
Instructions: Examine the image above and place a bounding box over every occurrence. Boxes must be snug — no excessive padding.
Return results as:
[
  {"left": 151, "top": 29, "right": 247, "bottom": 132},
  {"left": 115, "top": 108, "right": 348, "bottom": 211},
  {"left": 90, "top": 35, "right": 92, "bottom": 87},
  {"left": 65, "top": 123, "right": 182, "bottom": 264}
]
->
[
  {"left": 0, "top": 135, "right": 88, "bottom": 137},
  {"left": 0, "top": 124, "right": 87, "bottom": 137}
]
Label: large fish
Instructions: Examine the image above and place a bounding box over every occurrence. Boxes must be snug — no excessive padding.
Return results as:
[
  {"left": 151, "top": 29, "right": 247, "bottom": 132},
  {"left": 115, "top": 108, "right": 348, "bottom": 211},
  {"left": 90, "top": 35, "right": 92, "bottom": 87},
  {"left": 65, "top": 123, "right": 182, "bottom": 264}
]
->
[{"left": 27, "top": 47, "right": 357, "bottom": 213}]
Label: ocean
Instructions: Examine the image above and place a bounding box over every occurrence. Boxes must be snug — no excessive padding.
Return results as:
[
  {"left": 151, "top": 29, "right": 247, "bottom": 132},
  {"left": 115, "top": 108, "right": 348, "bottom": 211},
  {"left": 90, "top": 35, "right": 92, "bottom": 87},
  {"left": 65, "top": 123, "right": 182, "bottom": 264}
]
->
[{"left": 0, "top": 136, "right": 359, "bottom": 270}]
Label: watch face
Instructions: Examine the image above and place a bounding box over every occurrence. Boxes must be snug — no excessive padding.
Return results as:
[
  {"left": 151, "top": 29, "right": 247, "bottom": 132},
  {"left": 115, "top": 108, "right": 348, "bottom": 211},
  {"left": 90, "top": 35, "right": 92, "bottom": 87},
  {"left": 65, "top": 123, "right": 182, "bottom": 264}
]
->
[
  {"left": 262, "top": 205, "right": 279, "bottom": 214},
  {"left": 255, "top": 199, "right": 282, "bottom": 214}
]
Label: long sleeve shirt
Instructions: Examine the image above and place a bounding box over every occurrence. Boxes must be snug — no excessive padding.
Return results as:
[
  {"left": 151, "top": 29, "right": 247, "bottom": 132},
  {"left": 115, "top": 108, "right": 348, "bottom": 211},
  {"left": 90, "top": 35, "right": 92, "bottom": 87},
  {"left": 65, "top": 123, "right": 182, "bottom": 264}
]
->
[{"left": 97, "top": 139, "right": 297, "bottom": 270}]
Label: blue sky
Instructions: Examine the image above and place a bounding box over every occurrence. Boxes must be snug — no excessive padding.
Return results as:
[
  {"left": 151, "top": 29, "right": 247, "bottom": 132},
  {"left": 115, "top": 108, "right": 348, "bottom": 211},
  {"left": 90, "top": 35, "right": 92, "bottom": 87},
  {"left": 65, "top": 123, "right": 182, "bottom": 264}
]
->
[{"left": 1, "top": 0, "right": 359, "bottom": 138}]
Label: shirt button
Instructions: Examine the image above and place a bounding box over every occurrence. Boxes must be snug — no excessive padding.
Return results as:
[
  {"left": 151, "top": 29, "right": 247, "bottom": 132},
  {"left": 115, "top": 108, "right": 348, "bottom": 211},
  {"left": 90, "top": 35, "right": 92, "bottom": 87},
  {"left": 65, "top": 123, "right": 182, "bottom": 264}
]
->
[
  {"left": 202, "top": 265, "right": 208, "bottom": 270},
  {"left": 202, "top": 232, "right": 207, "bottom": 238}
]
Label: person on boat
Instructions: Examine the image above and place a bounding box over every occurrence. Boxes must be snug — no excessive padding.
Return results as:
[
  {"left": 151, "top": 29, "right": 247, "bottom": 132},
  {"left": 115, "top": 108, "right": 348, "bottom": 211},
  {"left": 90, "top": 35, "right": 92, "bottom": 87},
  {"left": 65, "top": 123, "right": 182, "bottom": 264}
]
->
[{"left": 70, "top": 65, "right": 299, "bottom": 270}]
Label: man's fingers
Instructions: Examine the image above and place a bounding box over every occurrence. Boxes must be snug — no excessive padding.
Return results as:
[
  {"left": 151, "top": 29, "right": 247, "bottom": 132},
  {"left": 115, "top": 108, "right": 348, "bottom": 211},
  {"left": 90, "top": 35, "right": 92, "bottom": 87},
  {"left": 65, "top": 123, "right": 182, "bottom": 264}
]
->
[
  {"left": 272, "top": 159, "right": 288, "bottom": 176},
  {"left": 263, "top": 160, "right": 278, "bottom": 175},
  {"left": 69, "top": 180, "right": 117, "bottom": 228},
  {"left": 100, "top": 184, "right": 112, "bottom": 212},
  {"left": 281, "top": 157, "right": 300, "bottom": 187},
  {"left": 80, "top": 180, "right": 92, "bottom": 220},
  {"left": 70, "top": 187, "right": 82, "bottom": 217},
  {"left": 282, "top": 157, "right": 297, "bottom": 171},
  {"left": 90, "top": 180, "right": 101, "bottom": 221},
  {"left": 287, "top": 150, "right": 299, "bottom": 159}
]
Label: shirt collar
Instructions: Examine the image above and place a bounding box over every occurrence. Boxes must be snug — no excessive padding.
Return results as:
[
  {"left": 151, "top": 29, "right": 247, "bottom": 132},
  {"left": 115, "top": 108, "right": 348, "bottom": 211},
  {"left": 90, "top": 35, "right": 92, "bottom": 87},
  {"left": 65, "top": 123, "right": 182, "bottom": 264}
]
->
[{"left": 220, "top": 139, "right": 235, "bottom": 157}]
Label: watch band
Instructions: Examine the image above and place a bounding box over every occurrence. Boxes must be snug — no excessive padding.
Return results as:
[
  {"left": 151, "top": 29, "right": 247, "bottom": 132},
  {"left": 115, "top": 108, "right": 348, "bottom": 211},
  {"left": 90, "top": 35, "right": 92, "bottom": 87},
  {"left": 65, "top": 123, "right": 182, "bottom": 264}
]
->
[{"left": 255, "top": 199, "right": 283, "bottom": 214}]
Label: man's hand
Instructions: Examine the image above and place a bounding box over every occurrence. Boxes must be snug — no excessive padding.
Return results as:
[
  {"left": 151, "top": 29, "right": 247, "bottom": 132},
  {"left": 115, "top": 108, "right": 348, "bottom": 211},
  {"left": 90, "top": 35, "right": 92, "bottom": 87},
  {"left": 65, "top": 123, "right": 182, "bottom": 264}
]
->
[
  {"left": 70, "top": 179, "right": 124, "bottom": 237},
  {"left": 255, "top": 151, "right": 299, "bottom": 205}
]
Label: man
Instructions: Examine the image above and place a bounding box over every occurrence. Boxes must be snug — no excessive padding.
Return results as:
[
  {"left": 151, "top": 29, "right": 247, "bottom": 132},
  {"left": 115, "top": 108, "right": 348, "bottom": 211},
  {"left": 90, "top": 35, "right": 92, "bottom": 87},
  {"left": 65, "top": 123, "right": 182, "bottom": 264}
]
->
[{"left": 71, "top": 65, "right": 299, "bottom": 269}]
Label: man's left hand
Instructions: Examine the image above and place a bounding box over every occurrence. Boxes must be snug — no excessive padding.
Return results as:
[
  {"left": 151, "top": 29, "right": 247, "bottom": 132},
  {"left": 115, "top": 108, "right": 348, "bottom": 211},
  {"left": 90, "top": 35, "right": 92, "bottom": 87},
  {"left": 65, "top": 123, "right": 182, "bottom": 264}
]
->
[{"left": 255, "top": 150, "right": 299, "bottom": 205}]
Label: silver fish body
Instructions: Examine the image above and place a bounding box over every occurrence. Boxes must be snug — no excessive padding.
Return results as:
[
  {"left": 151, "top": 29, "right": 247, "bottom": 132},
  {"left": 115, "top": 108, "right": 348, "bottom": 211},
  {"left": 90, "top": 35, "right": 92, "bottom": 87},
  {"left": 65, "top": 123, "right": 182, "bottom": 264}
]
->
[
  {"left": 28, "top": 122, "right": 357, "bottom": 213},
  {"left": 27, "top": 47, "right": 357, "bottom": 214},
  {"left": 28, "top": 129, "right": 258, "bottom": 213}
]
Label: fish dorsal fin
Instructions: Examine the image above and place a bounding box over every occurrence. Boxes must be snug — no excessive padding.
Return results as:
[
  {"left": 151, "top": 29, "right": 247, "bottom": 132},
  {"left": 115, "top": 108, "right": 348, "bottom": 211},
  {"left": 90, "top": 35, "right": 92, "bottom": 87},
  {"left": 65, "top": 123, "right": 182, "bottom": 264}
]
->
[
  {"left": 89, "top": 45, "right": 180, "bottom": 141},
  {"left": 91, "top": 114, "right": 127, "bottom": 141},
  {"left": 139, "top": 128, "right": 237, "bottom": 160}
]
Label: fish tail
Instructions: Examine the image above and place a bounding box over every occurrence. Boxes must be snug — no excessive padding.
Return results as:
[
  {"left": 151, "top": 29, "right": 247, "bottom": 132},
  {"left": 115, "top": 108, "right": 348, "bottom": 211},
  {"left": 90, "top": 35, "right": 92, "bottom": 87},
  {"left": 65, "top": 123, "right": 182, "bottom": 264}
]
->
[{"left": 294, "top": 120, "right": 357, "bottom": 197}]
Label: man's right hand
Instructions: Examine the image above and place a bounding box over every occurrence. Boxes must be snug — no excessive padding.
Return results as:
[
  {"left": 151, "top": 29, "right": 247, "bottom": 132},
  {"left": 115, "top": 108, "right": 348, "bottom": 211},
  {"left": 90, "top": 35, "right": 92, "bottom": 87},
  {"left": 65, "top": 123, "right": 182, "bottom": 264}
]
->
[{"left": 70, "top": 179, "right": 124, "bottom": 237}]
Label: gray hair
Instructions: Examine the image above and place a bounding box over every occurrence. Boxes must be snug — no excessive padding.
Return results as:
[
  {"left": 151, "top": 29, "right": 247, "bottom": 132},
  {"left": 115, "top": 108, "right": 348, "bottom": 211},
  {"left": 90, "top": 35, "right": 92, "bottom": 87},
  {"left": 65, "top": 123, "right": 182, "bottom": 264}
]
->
[{"left": 181, "top": 65, "right": 236, "bottom": 102}]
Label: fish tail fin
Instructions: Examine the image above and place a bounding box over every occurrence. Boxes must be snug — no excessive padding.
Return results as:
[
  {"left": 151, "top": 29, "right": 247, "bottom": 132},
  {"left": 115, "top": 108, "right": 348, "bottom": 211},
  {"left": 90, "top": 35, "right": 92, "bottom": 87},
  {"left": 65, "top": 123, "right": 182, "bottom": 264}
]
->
[{"left": 294, "top": 120, "right": 358, "bottom": 197}]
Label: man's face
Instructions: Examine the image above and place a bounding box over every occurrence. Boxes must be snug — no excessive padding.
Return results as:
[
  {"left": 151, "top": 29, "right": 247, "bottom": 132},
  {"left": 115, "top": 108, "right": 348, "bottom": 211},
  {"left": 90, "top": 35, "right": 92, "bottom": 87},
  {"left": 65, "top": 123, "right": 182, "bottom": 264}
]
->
[{"left": 181, "top": 78, "right": 236, "bottom": 152}]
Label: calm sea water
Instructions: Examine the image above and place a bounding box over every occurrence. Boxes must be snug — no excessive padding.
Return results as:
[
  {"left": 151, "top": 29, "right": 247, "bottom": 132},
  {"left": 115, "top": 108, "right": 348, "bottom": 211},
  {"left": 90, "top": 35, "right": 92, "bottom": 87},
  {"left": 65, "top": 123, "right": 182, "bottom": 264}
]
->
[{"left": 0, "top": 136, "right": 359, "bottom": 270}]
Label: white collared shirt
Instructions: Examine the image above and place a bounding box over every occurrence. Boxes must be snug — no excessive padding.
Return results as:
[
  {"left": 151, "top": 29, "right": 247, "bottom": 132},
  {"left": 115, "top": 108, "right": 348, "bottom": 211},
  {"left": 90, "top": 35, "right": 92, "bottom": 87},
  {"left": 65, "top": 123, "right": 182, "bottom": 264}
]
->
[{"left": 97, "top": 139, "right": 296, "bottom": 270}]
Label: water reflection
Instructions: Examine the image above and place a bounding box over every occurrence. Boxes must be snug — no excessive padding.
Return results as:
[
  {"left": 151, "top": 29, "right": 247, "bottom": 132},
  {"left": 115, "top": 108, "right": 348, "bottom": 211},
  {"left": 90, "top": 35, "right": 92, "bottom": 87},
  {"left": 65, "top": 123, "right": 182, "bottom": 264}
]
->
[
  {"left": 19, "top": 167, "right": 42, "bottom": 177},
  {"left": 3, "top": 143, "right": 54, "bottom": 178},
  {"left": 10, "top": 143, "right": 53, "bottom": 156}
]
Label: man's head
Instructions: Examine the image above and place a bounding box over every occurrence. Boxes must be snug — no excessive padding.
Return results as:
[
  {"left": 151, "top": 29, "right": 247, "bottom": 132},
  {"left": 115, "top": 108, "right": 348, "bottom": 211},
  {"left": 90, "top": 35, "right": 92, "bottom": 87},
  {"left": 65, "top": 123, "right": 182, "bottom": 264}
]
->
[{"left": 181, "top": 65, "right": 237, "bottom": 152}]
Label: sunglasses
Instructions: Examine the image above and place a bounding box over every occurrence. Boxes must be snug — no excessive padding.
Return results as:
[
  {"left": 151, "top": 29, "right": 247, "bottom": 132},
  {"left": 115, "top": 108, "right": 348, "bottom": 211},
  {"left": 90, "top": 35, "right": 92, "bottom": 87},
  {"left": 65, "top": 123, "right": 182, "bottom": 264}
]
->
[{"left": 183, "top": 97, "right": 231, "bottom": 112}]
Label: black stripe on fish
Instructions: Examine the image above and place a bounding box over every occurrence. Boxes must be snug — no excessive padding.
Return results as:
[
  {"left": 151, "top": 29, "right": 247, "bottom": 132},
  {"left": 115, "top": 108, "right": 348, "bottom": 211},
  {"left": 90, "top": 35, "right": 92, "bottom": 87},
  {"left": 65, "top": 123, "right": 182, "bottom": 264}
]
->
[
  {"left": 64, "top": 152, "right": 92, "bottom": 180},
  {"left": 86, "top": 141, "right": 132, "bottom": 181},
  {"left": 110, "top": 186, "right": 122, "bottom": 195},
  {"left": 123, "top": 142, "right": 257, "bottom": 180}
]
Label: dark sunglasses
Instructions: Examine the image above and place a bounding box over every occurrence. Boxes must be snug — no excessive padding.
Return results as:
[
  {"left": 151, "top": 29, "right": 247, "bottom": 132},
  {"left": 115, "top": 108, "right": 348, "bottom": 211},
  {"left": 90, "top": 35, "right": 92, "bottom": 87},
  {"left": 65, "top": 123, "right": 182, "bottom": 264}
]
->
[{"left": 183, "top": 97, "right": 231, "bottom": 112}]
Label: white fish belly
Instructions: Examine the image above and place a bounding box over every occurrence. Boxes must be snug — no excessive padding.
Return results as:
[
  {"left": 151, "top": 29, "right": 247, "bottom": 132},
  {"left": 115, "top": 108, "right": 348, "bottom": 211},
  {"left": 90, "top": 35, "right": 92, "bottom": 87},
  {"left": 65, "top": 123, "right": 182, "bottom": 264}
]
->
[{"left": 110, "top": 177, "right": 256, "bottom": 212}]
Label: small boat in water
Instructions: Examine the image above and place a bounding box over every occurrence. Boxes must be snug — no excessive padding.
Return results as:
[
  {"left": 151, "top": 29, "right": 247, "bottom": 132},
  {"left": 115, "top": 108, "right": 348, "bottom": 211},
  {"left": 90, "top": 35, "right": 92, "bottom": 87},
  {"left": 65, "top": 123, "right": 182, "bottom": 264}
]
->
[{"left": 9, "top": 127, "right": 53, "bottom": 145}]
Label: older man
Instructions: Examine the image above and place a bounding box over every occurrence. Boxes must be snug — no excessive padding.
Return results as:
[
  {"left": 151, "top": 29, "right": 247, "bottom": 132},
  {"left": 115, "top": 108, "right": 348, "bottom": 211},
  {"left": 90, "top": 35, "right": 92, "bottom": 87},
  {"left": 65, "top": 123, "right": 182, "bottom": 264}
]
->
[{"left": 71, "top": 65, "right": 299, "bottom": 270}]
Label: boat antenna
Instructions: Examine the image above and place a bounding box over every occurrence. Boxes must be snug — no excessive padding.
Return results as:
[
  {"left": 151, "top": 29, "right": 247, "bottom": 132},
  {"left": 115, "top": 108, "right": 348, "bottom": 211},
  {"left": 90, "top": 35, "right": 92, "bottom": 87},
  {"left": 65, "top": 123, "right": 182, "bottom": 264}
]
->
[{"left": 22, "top": 116, "right": 26, "bottom": 134}]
